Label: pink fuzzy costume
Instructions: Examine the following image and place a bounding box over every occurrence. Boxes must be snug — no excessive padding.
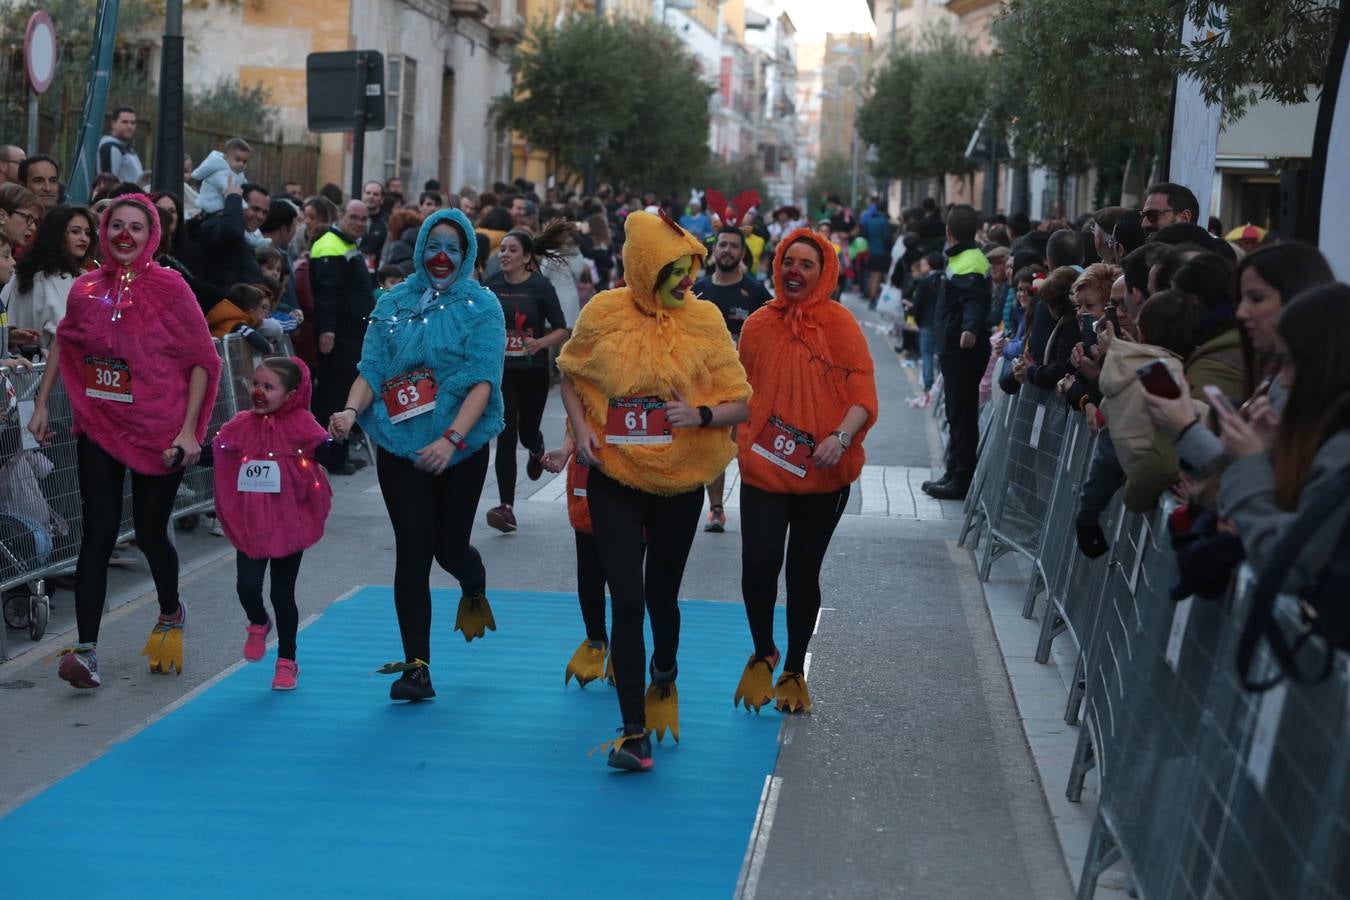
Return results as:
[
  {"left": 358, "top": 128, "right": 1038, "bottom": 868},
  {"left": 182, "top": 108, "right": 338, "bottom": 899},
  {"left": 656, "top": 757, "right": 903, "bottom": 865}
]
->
[
  {"left": 212, "top": 357, "right": 333, "bottom": 560},
  {"left": 57, "top": 193, "right": 221, "bottom": 474}
]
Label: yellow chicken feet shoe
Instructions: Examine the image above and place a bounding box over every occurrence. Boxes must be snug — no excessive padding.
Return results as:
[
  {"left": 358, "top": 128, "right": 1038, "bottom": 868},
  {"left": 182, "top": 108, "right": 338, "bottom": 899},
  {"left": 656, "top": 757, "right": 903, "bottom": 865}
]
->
[
  {"left": 733, "top": 648, "right": 781, "bottom": 713},
  {"left": 565, "top": 639, "right": 607, "bottom": 687},
  {"left": 140, "top": 601, "right": 186, "bottom": 674},
  {"left": 454, "top": 589, "right": 497, "bottom": 642},
  {"left": 590, "top": 727, "right": 654, "bottom": 772},
  {"left": 773, "top": 671, "right": 812, "bottom": 714},
  {"left": 644, "top": 662, "right": 680, "bottom": 743}
]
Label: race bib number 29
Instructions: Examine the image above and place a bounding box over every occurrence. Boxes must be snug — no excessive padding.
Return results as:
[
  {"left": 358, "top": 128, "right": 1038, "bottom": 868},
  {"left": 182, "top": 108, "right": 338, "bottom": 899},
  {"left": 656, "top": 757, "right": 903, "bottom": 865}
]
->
[
  {"left": 605, "top": 397, "right": 672, "bottom": 445},
  {"left": 84, "top": 356, "right": 133, "bottom": 403}
]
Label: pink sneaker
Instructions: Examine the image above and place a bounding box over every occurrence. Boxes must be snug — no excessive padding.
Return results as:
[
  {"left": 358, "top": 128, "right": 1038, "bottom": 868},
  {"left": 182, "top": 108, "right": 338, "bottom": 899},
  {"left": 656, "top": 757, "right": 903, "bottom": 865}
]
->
[
  {"left": 243, "top": 617, "right": 272, "bottom": 662},
  {"left": 57, "top": 645, "right": 101, "bottom": 689},
  {"left": 272, "top": 658, "right": 298, "bottom": 691}
]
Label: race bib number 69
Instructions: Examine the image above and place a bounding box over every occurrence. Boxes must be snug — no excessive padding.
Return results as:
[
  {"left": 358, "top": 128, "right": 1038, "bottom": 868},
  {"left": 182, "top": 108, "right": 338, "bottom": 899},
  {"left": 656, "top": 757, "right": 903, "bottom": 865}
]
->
[{"left": 751, "top": 415, "right": 816, "bottom": 478}]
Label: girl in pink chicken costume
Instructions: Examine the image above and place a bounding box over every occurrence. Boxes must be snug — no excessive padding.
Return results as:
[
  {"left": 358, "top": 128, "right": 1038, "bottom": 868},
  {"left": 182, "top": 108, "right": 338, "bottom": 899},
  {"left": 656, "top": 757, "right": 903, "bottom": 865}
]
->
[
  {"left": 209, "top": 357, "right": 345, "bottom": 690},
  {"left": 27, "top": 194, "right": 221, "bottom": 689}
]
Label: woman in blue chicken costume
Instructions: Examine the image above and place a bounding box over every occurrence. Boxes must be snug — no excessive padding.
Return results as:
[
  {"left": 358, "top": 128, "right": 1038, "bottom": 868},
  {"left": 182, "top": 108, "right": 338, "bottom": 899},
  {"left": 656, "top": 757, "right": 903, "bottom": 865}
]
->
[{"left": 329, "top": 208, "right": 505, "bottom": 702}]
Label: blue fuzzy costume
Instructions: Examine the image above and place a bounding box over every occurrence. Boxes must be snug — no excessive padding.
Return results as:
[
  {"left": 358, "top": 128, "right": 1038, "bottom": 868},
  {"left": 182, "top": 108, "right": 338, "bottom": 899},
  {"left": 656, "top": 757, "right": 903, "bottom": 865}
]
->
[{"left": 357, "top": 209, "right": 506, "bottom": 461}]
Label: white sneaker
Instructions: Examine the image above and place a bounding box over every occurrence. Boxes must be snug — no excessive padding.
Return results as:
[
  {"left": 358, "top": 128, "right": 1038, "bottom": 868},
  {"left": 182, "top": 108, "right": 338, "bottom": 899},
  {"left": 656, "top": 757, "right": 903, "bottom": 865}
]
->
[{"left": 208, "top": 515, "right": 225, "bottom": 537}]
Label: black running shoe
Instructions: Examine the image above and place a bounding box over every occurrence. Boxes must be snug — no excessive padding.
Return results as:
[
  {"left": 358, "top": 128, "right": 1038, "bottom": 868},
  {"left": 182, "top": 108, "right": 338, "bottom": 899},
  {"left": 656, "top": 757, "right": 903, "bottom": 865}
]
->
[
  {"left": 389, "top": 665, "right": 436, "bottom": 702},
  {"left": 607, "top": 729, "right": 654, "bottom": 772}
]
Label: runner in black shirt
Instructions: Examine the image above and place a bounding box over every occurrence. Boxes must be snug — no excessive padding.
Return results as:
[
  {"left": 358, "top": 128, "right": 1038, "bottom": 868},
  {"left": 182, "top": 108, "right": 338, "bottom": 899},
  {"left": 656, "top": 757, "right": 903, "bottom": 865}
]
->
[
  {"left": 484, "top": 224, "right": 571, "bottom": 532},
  {"left": 691, "top": 226, "right": 770, "bottom": 532}
]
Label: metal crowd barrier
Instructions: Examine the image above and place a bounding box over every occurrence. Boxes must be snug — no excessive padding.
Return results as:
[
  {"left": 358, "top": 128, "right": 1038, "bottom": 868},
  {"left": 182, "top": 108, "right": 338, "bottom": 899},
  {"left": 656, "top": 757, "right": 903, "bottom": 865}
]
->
[
  {"left": 1, "top": 332, "right": 298, "bottom": 659},
  {"left": 961, "top": 388, "right": 1350, "bottom": 899}
]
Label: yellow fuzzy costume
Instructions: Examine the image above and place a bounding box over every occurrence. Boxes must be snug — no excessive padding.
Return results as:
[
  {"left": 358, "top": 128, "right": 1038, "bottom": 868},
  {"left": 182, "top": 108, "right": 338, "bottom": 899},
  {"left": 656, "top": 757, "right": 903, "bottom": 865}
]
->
[{"left": 557, "top": 211, "right": 752, "bottom": 496}]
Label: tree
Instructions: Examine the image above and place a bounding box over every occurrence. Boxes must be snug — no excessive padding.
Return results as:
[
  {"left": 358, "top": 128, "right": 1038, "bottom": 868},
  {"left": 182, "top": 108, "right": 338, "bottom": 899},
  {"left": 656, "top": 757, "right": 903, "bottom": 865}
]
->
[
  {"left": 494, "top": 15, "right": 710, "bottom": 194},
  {"left": 855, "top": 25, "right": 988, "bottom": 189},
  {"left": 1177, "top": 0, "right": 1340, "bottom": 119},
  {"left": 185, "top": 79, "right": 278, "bottom": 139},
  {"left": 806, "top": 152, "right": 852, "bottom": 217}
]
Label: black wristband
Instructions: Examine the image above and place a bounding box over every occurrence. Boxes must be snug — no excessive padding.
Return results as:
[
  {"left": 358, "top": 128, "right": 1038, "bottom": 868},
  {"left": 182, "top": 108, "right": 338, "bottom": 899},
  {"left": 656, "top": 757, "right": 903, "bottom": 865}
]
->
[
  {"left": 343, "top": 406, "right": 358, "bottom": 416},
  {"left": 698, "top": 405, "right": 713, "bottom": 427}
]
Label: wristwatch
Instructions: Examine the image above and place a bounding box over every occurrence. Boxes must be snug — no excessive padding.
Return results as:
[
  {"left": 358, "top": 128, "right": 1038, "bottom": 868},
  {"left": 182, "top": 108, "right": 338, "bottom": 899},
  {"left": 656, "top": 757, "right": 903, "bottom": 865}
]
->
[
  {"left": 444, "top": 429, "right": 468, "bottom": 450},
  {"left": 830, "top": 430, "right": 852, "bottom": 448}
]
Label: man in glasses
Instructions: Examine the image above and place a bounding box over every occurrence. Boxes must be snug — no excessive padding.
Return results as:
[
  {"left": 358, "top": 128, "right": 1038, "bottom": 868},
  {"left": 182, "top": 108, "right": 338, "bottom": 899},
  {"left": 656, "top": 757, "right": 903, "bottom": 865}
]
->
[
  {"left": 0, "top": 145, "right": 25, "bottom": 186},
  {"left": 1140, "top": 182, "right": 1200, "bottom": 237}
]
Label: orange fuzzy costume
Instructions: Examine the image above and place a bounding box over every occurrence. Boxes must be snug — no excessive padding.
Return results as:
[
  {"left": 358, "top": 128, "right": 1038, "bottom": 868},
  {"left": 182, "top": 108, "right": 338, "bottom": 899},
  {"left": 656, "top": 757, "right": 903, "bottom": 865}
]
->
[
  {"left": 736, "top": 227, "right": 878, "bottom": 493},
  {"left": 557, "top": 211, "right": 751, "bottom": 496}
]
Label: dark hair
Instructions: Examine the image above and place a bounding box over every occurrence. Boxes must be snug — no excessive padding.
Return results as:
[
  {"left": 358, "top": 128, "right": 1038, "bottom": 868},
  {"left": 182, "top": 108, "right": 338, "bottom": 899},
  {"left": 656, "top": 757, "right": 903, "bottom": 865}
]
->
[
  {"left": 508, "top": 219, "right": 576, "bottom": 266},
  {"left": 1172, "top": 252, "right": 1235, "bottom": 315},
  {"left": 1046, "top": 228, "right": 1083, "bottom": 269},
  {"left": 260, "top": 198, "right": 297, "bottom": 233},
  {"left": 260, "top": 357, "right": 302, "bottom": 393},
  {"left": 1036, "top": 267, "right": 1078, "bottom": 319},
  {"left": 1012, "top": 248, "right": 1044, "bottom": 273},
  {"left": 240, "top": 182, "right": 269, "bottom": 202},
  {"left": 1121, "top": 243, "right": 1171, "bottom": 297},
  {"left": 1151, "top": 246, "right": 1199, "bottom": 295},
  {"left": 428, "top": 217, "right": 469, "bottom": 255},
  {"left": 419, "top": 191, "right": 443, "bottom": 207},
  {"left": 715, "top": 225, "right": 746, "bottom": 251},
  {"left": 90, "top": 172, "right": 120, "bottom": 203},
  {"left": 480, "top": 206, "right": 514, "bottom": 232},
  {"left": 150, "top": 190, "right": 184, "bottom": 232},
  {"left": 304, "top": 196, "right": 338, "bottom": 226},
  {"left": 257, "top": 274, "right": 282, "bottom": 301},
  {"left": 1012, "top": 264, "right": 1045, "bottom": 286},
  {"left": 15, "top": 205, "right": 97, "bottom": 292},
  {"left": 987, "top": 223, "right": 1011, "bottom": 247},
  {"left": 424, "top": 179, "right": 442, "bottom": 192},
  {"left": 106, "top": 181, "right": 143, "bottom": 200},
  {"left": 1136, "top": 289, "right": 1200, "bottom": 357},
  {"left": 923, "top": 251, "right": 946, "bottom": 271},
  {"left": 18, "top": 155, "right": 59, "bottom": 183},
  {"left": 1236, "top": 241, "right": 1336, "bottom": 308},
  {"left": 1007, "top": 212, "right": 1031, "bottom": 238},
  {"left": 111, "top": 106, "right": 136, "bottom": 120},
  {"left": 786, "top": 235, "right": 825, "bottom": 269},
  {"left": 227, "top": 282, "right": 266, "bottom": 313},
  {"left": 1273, "top": 284, "right": 1350, "bottom": 507},
  {"left": 319, "top": 183, "right": 344, "bottom": 207},
  {"left": 946, "top": 204, "right": 979, "bottom": 243},
  {"left": 587, "top": 212, "right": 611, "bottom": 246},
  {"left": 1151, "top": 223, "right": 1234, "bottom": 266},
  {"left": 377, "top": 265, "right": 405, "bottom": 284},
  {"left": 1145, "top": 182, "right": 1201, "bottom": 224},
  {"left": 106, "top": 197, "right": 153, "bottom": 232},
  {"left": 254, "top": 245, "right": 284, "bottom": 271},
  {"left": 155, "top": 205, "right": 174, "bottom": 257},
  {"left": 474, "top": 233, "right": 490, "bottom": 270}
]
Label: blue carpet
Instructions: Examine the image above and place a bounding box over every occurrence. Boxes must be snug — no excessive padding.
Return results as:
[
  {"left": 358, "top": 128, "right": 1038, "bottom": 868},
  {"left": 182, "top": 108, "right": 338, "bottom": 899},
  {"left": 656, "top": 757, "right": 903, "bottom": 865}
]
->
[{"left": 2, "top": 589, "right": 785, "bottom": 898}]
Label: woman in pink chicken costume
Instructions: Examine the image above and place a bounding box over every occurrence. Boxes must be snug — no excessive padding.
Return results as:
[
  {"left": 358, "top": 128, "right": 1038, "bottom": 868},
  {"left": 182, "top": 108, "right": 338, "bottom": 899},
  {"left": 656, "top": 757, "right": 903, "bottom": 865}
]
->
[
  {"left": 207, "top": 356, "right": 346, "bottom": 690},
  {"left": 27, "top": 193, "right": 221, "bottom": 689}
]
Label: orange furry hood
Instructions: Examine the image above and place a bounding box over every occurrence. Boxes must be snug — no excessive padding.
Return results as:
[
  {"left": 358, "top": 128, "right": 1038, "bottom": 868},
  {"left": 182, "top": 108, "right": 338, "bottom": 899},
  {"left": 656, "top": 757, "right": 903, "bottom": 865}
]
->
[
  {"left": 736, "top": 227, "right": 877, "bottom": 494},
  {"left": 557, "top": 211, "right": 751, "bottom": 495}
]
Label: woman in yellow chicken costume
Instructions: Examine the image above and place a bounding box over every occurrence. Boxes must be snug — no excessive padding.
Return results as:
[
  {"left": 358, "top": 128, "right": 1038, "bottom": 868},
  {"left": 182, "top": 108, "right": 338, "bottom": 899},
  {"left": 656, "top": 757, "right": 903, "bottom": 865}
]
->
[{"left": 558, "top": 210, "right": 751, "bottom": 772}]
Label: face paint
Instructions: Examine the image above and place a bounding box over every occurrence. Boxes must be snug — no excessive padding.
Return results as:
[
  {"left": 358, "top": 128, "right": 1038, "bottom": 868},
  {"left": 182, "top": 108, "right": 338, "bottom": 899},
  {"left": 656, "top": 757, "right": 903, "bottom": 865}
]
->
[
  {"left": 423, "top": 225, "right": 464, "bottom": 291},
  {"left": 251, "top": 367, "right": 290, "bottom": 415},
  {"left": 658, "top": 254, "right": 695, "bottom": 309}
]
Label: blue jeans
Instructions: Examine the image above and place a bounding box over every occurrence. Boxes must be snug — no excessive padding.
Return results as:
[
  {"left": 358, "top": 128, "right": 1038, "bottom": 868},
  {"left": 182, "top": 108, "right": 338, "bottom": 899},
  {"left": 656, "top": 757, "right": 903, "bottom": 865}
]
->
[{"left": 918, "top": 326, "right": 935, "bottom": 391}]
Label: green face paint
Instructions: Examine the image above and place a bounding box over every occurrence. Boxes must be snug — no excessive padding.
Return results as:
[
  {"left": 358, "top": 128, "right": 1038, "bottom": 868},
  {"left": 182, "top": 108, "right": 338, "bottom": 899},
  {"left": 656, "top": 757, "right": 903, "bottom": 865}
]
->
[{"left": 658, "top": 254, "right": 696, "bottom": 309}]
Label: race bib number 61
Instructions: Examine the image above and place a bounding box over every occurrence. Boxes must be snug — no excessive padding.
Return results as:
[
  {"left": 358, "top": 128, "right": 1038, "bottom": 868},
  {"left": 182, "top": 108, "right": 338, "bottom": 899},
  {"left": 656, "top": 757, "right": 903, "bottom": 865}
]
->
[{"left": 605, "top": 397, "right": 672, "bottom": 445}]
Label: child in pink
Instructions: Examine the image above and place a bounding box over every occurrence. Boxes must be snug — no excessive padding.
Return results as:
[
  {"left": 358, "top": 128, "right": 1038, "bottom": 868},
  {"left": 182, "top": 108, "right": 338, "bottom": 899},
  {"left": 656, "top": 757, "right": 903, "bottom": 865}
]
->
[{"left": 209, "top": 357, "right": 345, "bottom": 689}]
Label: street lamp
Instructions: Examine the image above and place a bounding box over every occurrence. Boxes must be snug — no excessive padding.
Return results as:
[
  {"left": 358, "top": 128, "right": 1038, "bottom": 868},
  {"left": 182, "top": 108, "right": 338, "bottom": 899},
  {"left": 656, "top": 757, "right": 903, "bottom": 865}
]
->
[{"left": 827, "top": 42, "right": 868, "bottom": 213}]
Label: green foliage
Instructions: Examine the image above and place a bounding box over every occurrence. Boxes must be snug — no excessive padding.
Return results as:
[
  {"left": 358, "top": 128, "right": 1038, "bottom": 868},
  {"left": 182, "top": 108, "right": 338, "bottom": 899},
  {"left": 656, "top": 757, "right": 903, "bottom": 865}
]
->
[
  {"left": 856, "top": 25, "right": 988, "bottom": 183},
  {"left": 493, "top": 15, "right": 711, "bottom": 193},
  {"left": 806, "top": 152, "right": 853, "bottom": 215},
  {"left": 185, "top": 79, "right": 278, "bottom": 139},
  {"left": 1177, "top": 0, "right": 1339, "bottom": 118},
  {"left": 990, "top": 0, "right": 1175, "bottom": 199}
]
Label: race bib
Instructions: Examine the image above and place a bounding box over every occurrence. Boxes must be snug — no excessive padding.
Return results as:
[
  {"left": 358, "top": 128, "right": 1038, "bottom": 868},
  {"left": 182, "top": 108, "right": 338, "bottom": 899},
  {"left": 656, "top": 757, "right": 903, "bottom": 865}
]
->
[
  {"left": 572, "top": 461, "right": 590, "bottom": 497},
  {"left": 84, "top": 356, "right": 133, "bottom": 403},
  {"left": 751, "top": 415, "right": 816, "bottom": 478},
  {"left": 505, "top": 328, "right": 534, "bottom": 358},
  {"left": 605, "top": 397, "right": 672, "bottom": 445},
  {"left": 382, "top": 369, "right": 438, "bottom": 424},
  {"left": 237, "top": 460, "right": 282, "bottom": 494}
]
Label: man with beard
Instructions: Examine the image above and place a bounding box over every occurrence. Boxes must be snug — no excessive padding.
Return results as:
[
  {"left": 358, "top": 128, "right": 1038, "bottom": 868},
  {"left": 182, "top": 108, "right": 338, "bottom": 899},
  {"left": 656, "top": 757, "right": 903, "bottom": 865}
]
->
[{"left": 692, "top": 226, "right": 771, "bottom": 532}]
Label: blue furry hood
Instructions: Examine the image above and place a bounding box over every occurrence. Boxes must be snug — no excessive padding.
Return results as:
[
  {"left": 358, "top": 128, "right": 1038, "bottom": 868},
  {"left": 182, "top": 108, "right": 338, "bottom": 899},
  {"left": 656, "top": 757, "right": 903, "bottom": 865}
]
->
[{"left": 405, "top": 207, "right": 478, "bottom": 296}]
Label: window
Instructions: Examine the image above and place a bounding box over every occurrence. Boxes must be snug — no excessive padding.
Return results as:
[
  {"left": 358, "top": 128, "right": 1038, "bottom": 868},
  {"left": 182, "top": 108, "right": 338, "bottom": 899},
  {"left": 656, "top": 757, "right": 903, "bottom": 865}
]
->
[{"left": 384, "top": 55, "right": 418, "bottom": 186}]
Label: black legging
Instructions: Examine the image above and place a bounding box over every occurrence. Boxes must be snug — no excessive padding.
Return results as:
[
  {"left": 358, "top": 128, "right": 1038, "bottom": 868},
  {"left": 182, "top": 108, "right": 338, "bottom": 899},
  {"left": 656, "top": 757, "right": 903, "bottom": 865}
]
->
[
  {"left": 376, "top": 445, "right": 489, "bottom": 663},
  {"left": 575, "top": 531, "right": 608, "bottom": 644},
  {"left": 236, "top": 551, "right": 303, "bottom": 660},
  {"left": 586, "top": 468, "right": 702, "bottom": 728},
  {"left": 740, "top": 482, "right": 850, "bottom": 672},
  {"left": 496, "top": 366, "right": 550, "bottom": 505},
  {"left": 75, "top": 436, "right": 183, "bottom": 644}
]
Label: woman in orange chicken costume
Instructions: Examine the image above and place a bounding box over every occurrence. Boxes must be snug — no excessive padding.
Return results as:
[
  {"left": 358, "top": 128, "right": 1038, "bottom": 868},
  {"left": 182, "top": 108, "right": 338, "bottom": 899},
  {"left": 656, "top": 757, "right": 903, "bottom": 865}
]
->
[
  {"left": 732, "top": 227, "right": 878, "bottom": 715},
  {"left": 557, "top": 210, "right": 751, "bottom": 772}
]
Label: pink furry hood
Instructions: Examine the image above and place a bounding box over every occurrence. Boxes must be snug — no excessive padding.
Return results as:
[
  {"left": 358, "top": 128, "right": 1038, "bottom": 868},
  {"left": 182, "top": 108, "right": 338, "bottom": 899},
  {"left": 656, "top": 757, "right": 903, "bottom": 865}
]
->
[
  {"left": 212, "top": 357, "right": 333, "bottom": 559},
  {"left": 57, "top": 193, "right": 221, "bottom": 474}
]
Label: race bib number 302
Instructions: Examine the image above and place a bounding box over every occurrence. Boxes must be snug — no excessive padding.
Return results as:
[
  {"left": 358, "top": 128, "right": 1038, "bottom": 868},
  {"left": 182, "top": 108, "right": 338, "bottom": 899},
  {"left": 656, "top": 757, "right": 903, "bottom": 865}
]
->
[
  {"left": 605, "top": 397, "right": 672, "bottom": 445},
  {"left": 382, "top": 369, "right": 438, "bottom": 424},
  {"left": 84, "top": 356, "right": 133, "bottom": 403},
  {"left": 751, "top": 415, "right": 816, "bottom": 478},
  {"left": 237, "top": 460, "right": 282, "bottom": 494}
]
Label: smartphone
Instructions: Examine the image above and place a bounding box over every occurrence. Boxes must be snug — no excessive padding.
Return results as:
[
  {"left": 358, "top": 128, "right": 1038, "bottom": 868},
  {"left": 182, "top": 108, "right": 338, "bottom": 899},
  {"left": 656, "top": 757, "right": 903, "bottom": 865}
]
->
[
  {"left": 1104, "top": 305, "right": 1121, "bottom": 338},
  {"left": 1136, "top": 360, "right": 1182, "bottom": 399},
  {"left": 1203, "top": 385, "right": 1239, "bottom": 421},
  {"left": 1078, "top": 313, "right": 1097, "bottom": 349}
]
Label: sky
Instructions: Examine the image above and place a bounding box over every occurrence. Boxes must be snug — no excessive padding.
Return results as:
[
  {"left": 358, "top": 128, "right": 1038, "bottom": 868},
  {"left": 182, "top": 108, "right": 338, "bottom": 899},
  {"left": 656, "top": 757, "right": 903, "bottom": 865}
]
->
[{"left": 782, "top": 0, "right": 876, "bottom": 44}]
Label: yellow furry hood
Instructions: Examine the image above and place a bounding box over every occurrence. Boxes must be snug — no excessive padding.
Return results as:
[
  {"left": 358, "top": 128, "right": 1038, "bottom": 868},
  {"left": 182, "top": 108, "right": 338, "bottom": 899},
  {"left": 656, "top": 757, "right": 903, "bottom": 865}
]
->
[
  {"left": 621, "top": 210, "right": 708, "bottom": 318},
  {"left": 557, "top": 211, "right": 749, "bottom": 496}
]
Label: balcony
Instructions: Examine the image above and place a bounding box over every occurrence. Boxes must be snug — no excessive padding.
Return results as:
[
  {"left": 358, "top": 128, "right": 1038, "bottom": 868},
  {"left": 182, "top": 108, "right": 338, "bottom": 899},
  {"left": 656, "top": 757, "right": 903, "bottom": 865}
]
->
[
  {"left": 490, "top": 18, "right": 525, "bottom": 49},
  {"left": 449, "top": 0, "right": 489, "bottom": 19}
]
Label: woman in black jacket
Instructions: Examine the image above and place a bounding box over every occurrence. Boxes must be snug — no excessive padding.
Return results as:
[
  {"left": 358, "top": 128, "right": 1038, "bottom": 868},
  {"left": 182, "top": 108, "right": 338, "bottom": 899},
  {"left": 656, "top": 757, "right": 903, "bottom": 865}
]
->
[{"left": 1013, "top": 266, "right": 1077, "bottom": 389}]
